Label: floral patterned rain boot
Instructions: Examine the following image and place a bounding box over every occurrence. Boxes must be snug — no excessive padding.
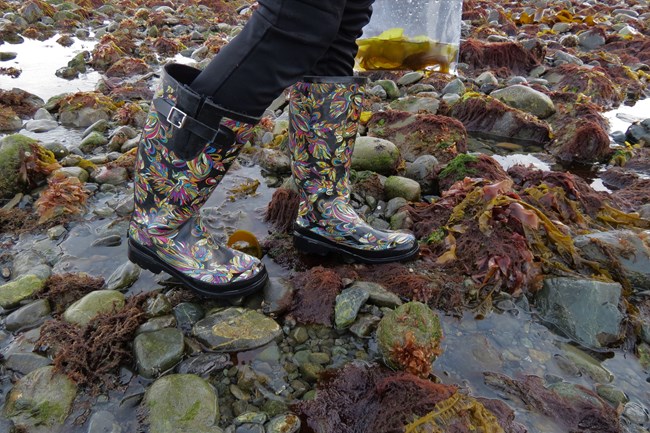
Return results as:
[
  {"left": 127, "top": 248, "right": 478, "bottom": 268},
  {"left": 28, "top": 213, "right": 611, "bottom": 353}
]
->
[
  {"left": 288, "top": 76, "right": 419, "bottom": 263},
  {"left": 128, "top": 63, "right": 268, "bottom": 297}
]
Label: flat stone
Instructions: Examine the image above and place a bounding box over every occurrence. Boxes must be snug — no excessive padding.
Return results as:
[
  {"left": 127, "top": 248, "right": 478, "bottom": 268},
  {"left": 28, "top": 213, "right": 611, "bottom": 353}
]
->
[
  {"left": 349, "top": 281, "right": 402, "bottom": 308},
  {"left": 397, "top": 71, "right": 424, "bottom": 86},
  {"left": 262, "top": 277, "right": 294, "bottom": 316},
  {"left": 136, "top": 315, "right": 177, "bottom": 335},
  {"left": 4, "top": 366, "right": 77, "bottom": 433},
  {"left": 334, "top": 287, "right": 369, "bottom": 329},
  {"left": 0, "top": 274, "right": 46, "bottom": 309},
  {"left": 174, "top": 302, "right": 205, "bottom": 332},
  {"left": 143, "top": 374, "right": 219, "bottom": 433},
  {"left": 82, "top": 119, "right": 110, "bottom": 138},
  {"left": 176, "top": 353, "right": 232, "bottom": 376},
  {"left": 536, "top": 278, "right": 624, "bottom": 348},
  {"left": 490, "top": 85, "right": 556, "bottom": 119},
  {"left": 4, "top": 353, "right": 52, "bottom": 375},
  {"left": 193, "top": 308, "right": 281, "bottom": 352},
  {"left": 24, "top": 119, "right": 59, "bottom": 133},
  {"left": 106, "top": 261, "right": 141, "bottom": 291},
  {"left": 63, "top": 290, "right": 125, "bottom": 327},
  {"left": 134, "top": 328, "right": 185, "bottom": 378},
  {"left": 351, "top": 136, "right": 401, "bottom": 175},
  {"left": 557, "top": 342, "right": 613, "bottom": 383},
  {"left": 5, "top": 299, "right": 51, "bottom": 332},
  {"left": 350, "top": 313, "right": 381, "bottom": 338}
]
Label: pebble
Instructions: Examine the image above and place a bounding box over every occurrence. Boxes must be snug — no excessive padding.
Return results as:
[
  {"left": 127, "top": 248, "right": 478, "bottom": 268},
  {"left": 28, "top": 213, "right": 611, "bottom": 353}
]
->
[
  {"left": 397, "top": 71, "right": 424, "bottom": 86},
  {"left": 106, "top": 261, "right": 141, "bottom": 291},
  {"left": 384, "top": 176, "right": 421, "bottom": 201},
  {"left": 442, "top": 93, "right": 460, "bottom": 105},
  {"left": 87, "top": 410, "right": 122, "bottom": 433},
  {"left": 351, "top": 136, "right": 400, "bottom": 175},
  {"left": 349, "top": 281, "right": 402, "bottom": 308},
  {"left": 441, "top": 78, "right": 466, "bottom": 96},
  {"left": 176, "top": 352, "right": 231, "bottom": 376},
  {"left": 4, "top": 352, "right": 52, "bottom": 375},
  {"left": 47, "top": 225, "right": 67, "bottom": 240},
  {"left": 5, "top": 299, "right": 51, "bottom": 332},
  {"left": 134, "top": 328, "right": 185, "bottom": 378},
  {"left": 173, "top": 302, "right": 205, "bottom": 332},
  {"left": 136, "top": 315, "right": 177, "bottom": 335},
  {"left": 334, "top": 288, "right": 371, "bottom": 329},
  {"left": 266, "top": 414, "right": 300, "bottom": 433},
  {"left": 475, "top": 71, "right": 498, "bottom": 86},
  {"left": 374, "top": 79, "right": 400, "bottom": 99},
  {"left": 24, "top": 119, "right": 59, "bottom": 133},
  {"left": 63, "top": 290, "right": 126, "bottom": 327},
  {"left": 263, "top": 277, "right": 294, "bottom": 316},
  {"left": 0, "top": 274, "right": 46, "bottom": 309}
]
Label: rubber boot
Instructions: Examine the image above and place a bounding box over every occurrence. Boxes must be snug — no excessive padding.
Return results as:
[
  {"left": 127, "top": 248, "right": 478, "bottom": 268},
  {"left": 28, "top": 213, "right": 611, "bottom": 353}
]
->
[
  {"left": 288, "top": 76, "right": 419, "bottom": 263},
  {"left": 128, "top": 64, "right": 268, "bottom": 297}
]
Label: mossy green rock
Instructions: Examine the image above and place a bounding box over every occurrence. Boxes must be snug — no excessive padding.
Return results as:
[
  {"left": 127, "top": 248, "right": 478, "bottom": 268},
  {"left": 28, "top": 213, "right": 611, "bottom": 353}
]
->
[
  {"left": 0, "top": 274, "right": 46, "bottom": 308},
  {"left": 79, "top": 131, "right": 108, "bottom": 153},
  {"left": 0, "top": 134, "right": 38, "bottom": 199},
  {"left": 384, "top": 176, "right": 421, "bottom": 201},
  {"left": 334, "top": 287, "right": 370, "bottom": 329},
  {"left": 143, "top": 374, "right": 219, "bottom": 433},
  {"left": 63, "top": 289, "right": 125, "bottom": 327},
  {"left": 192, "top": 307, "right": 281, "bottom": 352},
  {"left": 351, "top": 136, "right": 401, "bottom": 175},
  {"left": 4, "top": 366, "right": 77, "bottom": 433},
  {"left": 134, "top": 328, "right": 185, "bottom": 378},
  {"left": 377, "top": 302, "right": 443, "bottom": 375}
]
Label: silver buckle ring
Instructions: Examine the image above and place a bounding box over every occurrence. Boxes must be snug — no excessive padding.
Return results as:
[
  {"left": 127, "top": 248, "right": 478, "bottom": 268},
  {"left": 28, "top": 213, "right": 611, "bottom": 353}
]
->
[{"left": 167, "top": 106, "right": 188, "bottom": 129}]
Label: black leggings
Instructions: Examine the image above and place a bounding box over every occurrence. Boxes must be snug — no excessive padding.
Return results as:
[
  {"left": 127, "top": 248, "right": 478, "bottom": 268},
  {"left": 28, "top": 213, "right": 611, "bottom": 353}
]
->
[{"left": 190, "top": 0, "right": 374, "bottom": 118}]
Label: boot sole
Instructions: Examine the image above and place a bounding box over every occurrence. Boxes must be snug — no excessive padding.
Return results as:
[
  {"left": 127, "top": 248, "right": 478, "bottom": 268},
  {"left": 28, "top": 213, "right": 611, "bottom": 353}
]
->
[
  {"left": 128, "top": 239, "right": 268, "bottom": 298},
  {"left": 293, "top": 230, "right": 420, "bottom": 264}
]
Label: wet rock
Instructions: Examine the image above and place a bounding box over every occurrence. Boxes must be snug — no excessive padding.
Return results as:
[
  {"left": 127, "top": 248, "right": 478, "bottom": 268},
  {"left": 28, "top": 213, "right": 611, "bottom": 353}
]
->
[
  {"left": 257, "top": 148, "right": 290, "bottom": 175},
  {"left": 389, "top": 96, "right": 439, "bottom": 114},
  {"left": 0, "top": 274, "right": 46, "bottom": 309},
  {"left": 595, "top": 384, "right": 629, "bottom": 406},
  {"left": 334, "top": 286, "right": 369, "bottom": 329},
  {"left": 262, "top": 277, "right": 294, "bottom": 316},
  {"left": 176, "top": 352, "right": 231, "bottom": 376},
  {"left": 63, "top": 289, "right": 126, "bottom": 327},
  {"left": 266, "top": 414, "right": 300, "bottom": 433},
  {"left": 80, "top": 131, "right": 108, "bottom": 153},
  {"left": 134, "top": 328, "right": 185, "bottom": 378},
  {"left": 24, "top": 119, "right": 59, "bottom": 133},
  {"left": 57, "top": 93, "right": 116, "bottom": 128},
  {"left": 53, "top": 166, "right": 89, "bottom": 182},
  {"left": 574, "top": 230, "right": 650, "bottom": 291},
  {"left": 475, "top": 71, "right": 499, "bottom": 86},
  {"left": 349, "top": 313, "right": 381, "bottom": 337},
  {"left": 384, "top": 176, "right": 421, "bottom": 201},
  {"left": 0, "top": 107, "right": 23, "bottom": 131},
  {"left": 622, "top": 401, "right": 649, "bottom": 425},
  {"left": 626, "top": 118, "right": 650, "bottom": 145},
  {"left": 174, "top": 302, "right": 204, "bottom": 332},
  {"left": 106, "top": 261, "right": 141, "bottom": 291},
  {"left": 20, "top": 2, "right": 44, "bottom": 23},
  {"left": 4, "top": 353, "right": 52, "bottom": 375},
  {"left": 374, "top": 79, "right": 400, "bottom": 99},
  {"left": 3, "top": 366, "right": 77, "bottom": 433},
  {"left": 397, "top": 71, "right": 424, "bottom": 86},
  {"left": 578, "top": 28, "right": 606, "bottom": 50},
  {"left": 441, "top": 78, "right": 466, "bottom": 96},
  {"left": 490, "top": 85, "right": 555, "bottom": 119},
  {"left": 368, "top": 85, "right": 387, "bottom": 99},
  {"left": 91, "top": 166, "right": 128, "bottom": 185},
  {"left": 385, "top": 196, "right": 408, "bottom": 219},
  {"left": 557, "top": 342, "right": 613, "bottom": 383},
  {"left": 404, "top": 154, "right": 438, "bottom": 192},
  {"left": 193, "top": 308, "right": 281, "bottom": 352},
  {"left": 136, "top": 315, "right": 177, "bottom": 335},
  {"left": 143, "top": 374, "right": 220, "bottom": 433},
  {"left": 351, "top": 136, "right": 400, "bottom": 175},
  {"left": 0, "top": 52, "right": 18, "bottom": 61},
  {"left": 47, "top": 225, "right": 66, "bottom": 239},
  {"left": 349, "top": 281, "right": 402, "bottom": 308},
  {"left": 82, "top": 119, "right": 110, "bottom": 137},
  {"left": 234, "top": 412, "right": 267, "bottom": 425},
  {"left": 441, "top": 93, "right": 460, "bottom": 105},
  {"left": 377, "top": 302, "right": 443, "bottom": 376},
  {"left": 87, "top": 410, "right": 121, "bottom": 433},
  {"left": 5, "top": 299, "right": 51, "bottom": 332},
  {"left": 536, "top": 278, "right": 624, "bottom": 348}
]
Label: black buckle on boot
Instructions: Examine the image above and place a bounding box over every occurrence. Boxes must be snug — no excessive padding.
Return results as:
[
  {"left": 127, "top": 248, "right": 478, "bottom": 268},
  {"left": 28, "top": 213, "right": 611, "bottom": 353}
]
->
[{"left": 167, "top": 106, "right": 188, "bottom": 129}]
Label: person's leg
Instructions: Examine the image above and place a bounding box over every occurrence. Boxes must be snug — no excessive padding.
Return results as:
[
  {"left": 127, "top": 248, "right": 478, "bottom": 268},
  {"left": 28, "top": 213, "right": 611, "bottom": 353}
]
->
[{"left": 190, "top": 0, "right": 349, "bottom": 118}]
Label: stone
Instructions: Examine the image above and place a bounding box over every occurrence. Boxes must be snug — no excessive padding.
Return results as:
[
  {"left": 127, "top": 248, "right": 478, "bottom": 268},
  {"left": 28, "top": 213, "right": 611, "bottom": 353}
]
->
[
  {"left": 143, "top": 374, "right": 219, "bottom": 433},
  {"left": 622, "top": 402, "right": 649, "bottom": 425},
  {"left": 262, "top": 277, "right": 294, "bottom": 316},
  {"left": 536, "top": 278, "right": 624, "bottom": 348},
  {"left": 389, "top": 96, "right": 439, "bottom": 114},
  {"left": 176, "top": 353, "right": 231, "bottom": 376},
  {"left": 42, "top": 142, "right": 69, "bottom": 159},
  {"left": 192, "top": 308, "right": 281, "bottom": 352},
  {"left": 384, "top": 176, "right": 421, "bottom": 201},
  {"left": 368, "top": 85, "right": 387, "bottom": 99},
  {"left": 4, "top": 353, "right": 52, "bottom": 375},
  {"left": 349, "top": 314, "right": 381, "bottom": 338},
  {"left": 490, "top": 85, "right": 556, "bottom": 119},
  {"left": 552, "top": 22, "right": 571, "bottom": 33},
  {"left": 63, "top": 290, "right": 126, "bottom": 327},
  {"left": 475, "top": 71, "right": 499, "bottom": 86},
  {"left": 377, "top": 302, "right": 443, "bottom": 375},
  {"left": 595, "top": 384, "right": 629, "bottom": 407},
  {"left": 385, "top": 197, "right": 408, "bottom": 219},
  {"left": 557, "top": 343, "right": 613, "bottom": 383},
  {"left": 552, "top": 50, "right": 583, "bottom": 66},
  {"left": 134, "top": 328, "right": 185, "bottom": 378},
  {"left": 3, "top": 366, "right": 77, "bottom": 433},
  {"left": 441, "top": 78, "right": 465, "bottom": 96},
  {"left": 351, "top": 136, "right": 401, "bottom": 175},
  {"left": 374, "top": 79, "right": 400, "bottom": 99},
  {"left": 234, "top": 412, "right": 267, "bottom": 425},
  {"left": 626, "top": 118, "right": 650, "bottom": 145},
  {"left": 174, "top": 302, "right": 205, "bottom": 332},
  {"left": 47, "top": 225, "right": 66, "bottom": 239},
  {"left": 0, "top": 108, "right": 23, "bottom": 131},
  {"left": 20, "top": 2, "right": 44, "bottom": 23},
  {"left": 88, "top": 410, "right": 122, "bottom": 433},
  {"left": 334, "top": 287, "right": 370, "bottom": 329},
  {"left": 257, "top": 148, "right": 291, "bottom": 175},
  {"left": 80, "top": 131, "right": 109, "bottom": 153},
  {"left": 53, "top": 166, "right": 89, "bottom": 182},
  {"left": 136, "top": 315, "right": 177, "bottom": 335},
  {"left": 442, "top": 93, "right": 460, "bottom": 105},
  {"left": 82, "top": 119, "right": 110, "bottom": 138},
  {"left": 578, "top": 29, "right": 606, "bottom": 50},
  {"left": 0, "top": 274, "right": 46, "bottom": 309},
  {"left": 91, "top": 166, "right": 128, "bottom": 185},
  {"left": 507, "top": 76, "right": 528, "bottom": 85},
  {"left": 397, "top": 71, "right": 424, "bottom": 86},
  {"left": 266, "top": 414, "right": 300, "bottom": 433},
  {"left": 115, "top": 196, "right": 135, "bottom": 216},
  {"left": 5, "top": 299, "right": 51, "bottom": 332},
  {"left": 405, "top": 154, "right": 439, "bottom": 192},
  {"left": 574, "top": 230, "right": 650, "bottom": 291},
  {"left": 0, "top": 52, "right": 18, "bottom": 61},
  {"left": 106, "top": 261, "right": 141, "bottom": 291},
  {"left": 349, "top": 281, "right": 402, "bottom": 308},
  {"left": 24, "top": 119, "right": 59, "bottom": 133}
]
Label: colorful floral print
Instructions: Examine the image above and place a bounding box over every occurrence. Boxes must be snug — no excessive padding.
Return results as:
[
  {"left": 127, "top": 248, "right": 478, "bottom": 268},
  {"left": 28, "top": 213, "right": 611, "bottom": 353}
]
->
[
  {"left": 288, "top": 79, "right": 415, "bottom": 251},
  {"left": 128, "top": 68, "right": 263, "bottom": 285}
]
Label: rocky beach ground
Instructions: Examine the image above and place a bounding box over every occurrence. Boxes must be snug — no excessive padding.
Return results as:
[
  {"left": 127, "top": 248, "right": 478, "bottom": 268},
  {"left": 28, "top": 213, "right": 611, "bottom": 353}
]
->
[{"left": 1, "top": 0, "right": 650, "bottom": 432}]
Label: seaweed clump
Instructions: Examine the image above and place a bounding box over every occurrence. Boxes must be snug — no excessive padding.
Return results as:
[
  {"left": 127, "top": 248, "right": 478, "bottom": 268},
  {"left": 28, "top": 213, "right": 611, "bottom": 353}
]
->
[
  {"left": 264, "top": 187, "right": 300, "bottom": 233},
  {"left": 459, "top": 39, "right": 544, "bottom": 75},
  {"left": 438, "top": 154, "right": 509, "bottom": 192},
  {"left": 288, "top": 266, "right": 343, "bottom": 326},
  {"left": 35, "top": 175, "right": 89, "bottom": 224},
  {"left": 37, "top": 273, "right": 105, "bottom": 314},
  {"left": 36, "top": 293, "right": 150, "bottom": 391}
]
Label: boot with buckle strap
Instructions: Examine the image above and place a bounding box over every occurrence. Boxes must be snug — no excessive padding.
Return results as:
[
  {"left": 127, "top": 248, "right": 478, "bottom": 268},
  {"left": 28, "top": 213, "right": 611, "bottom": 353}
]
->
[
  {"left": 288, "top": 76, "right": 419, "bottom": 263},
  {"left": 127, "top": 63, "right": 268, "bottom": 297}
]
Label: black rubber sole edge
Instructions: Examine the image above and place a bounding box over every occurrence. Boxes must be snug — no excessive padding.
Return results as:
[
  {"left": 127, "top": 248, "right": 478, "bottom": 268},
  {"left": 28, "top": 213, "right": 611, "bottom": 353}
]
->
[
  {"left": 293, "top": 230, "right": 420, "bottom": 264},
  {"left": 127, "top": 239, "right": 268, "bottom": 298}
]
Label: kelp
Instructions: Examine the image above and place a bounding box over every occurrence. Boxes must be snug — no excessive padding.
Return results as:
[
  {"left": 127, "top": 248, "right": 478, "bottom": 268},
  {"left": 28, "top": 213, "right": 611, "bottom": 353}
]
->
[
  {"left": 288, "top": 266, "right": 343, "bottom": 326},
  {"left": 264, "top": 187, "right": 300, "bottom": 233}
]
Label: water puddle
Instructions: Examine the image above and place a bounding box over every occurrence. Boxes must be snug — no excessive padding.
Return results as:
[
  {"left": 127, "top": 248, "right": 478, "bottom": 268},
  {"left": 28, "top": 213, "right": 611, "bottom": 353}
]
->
[{"left": 604, "top": 98, "right": 650, "bottom": 135}]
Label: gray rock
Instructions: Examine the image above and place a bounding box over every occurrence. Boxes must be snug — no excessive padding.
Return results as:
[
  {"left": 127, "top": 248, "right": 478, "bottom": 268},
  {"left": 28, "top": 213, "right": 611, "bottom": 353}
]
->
[
  {"left": 0, "top": 51, "right": 18, "bottom": 61},
  {"left": 405, "top": 154, "right": 439, "bottom": 191},
  {"left": 0, "top": 110, "right": 22, "bottom": 131},
  {"left": 5, "top": 299, "right": 51, "bottom": 332},
  {"left": 618, "top": 25, "right": 639, "bottom": 36},
  {"left": 441, "top": 93, "right": 460, "bottom": 105},
  {"left": 4, "top": 353, "right": 52, "bottom": 375},
  {"left": 441, "top": 78, "right": 466, "bottom": 96},
  {"left": 350, "top": 313, "right": 381, "bottom": 337},
  {"left": 626, "top": 118, "right": 650, "bottom": 145},
  {"left": 21, "top": 2, "right": 43, "bottom": 23},
  {"left": 106, "top": 261, "right": 141, "bottom": 291},
  {"left": 552, "top": 22, "right": 571, "bottom": 33},
  {"left": 385, "top": 197, "right": 408, "bottom": 219},
  {"left": 559, "top": 34, "right": 579, "bottom": 48},
  {"left": 82, "top": 119, "right": 110, "bottom": 138},
  {"left": 87, "top": 410, "right": 122, "bottom": 433},
  {"left": 475, "top": 71, "right": 498, "bottom": 86},
  {"left": 136, "top": 315, "right": 177, "bottom": 335},
  {"left": 134, "top": 328, "right": 185, "bottom": 378},
  {"left": 389, "top": 96, "right": 439, "bottom": 114},
  {"left": 334, "top": 287, "right": 370, "bottom": 329},
  {"left": 145, "top": 293, "right": 172, "bottom": 317},
  {"left": 384, "top": 176, "right": 421, "bottom": 201},
  {"left": 143, "top": 374, "right": 220, "bottom": 433},
  {"left": 24, "top": 119, "right": 59, "bottom": 133},
  {"left": 490, "top": 85, "right": 555, "bottom": 119},
  {"left": 406, "top": 84, "right": 436, "bottom": 95},
  {"left": 389, "top": 209, "right": 412, "bottom": 230},
  {"left": 91, "top": 166, "right": 128, "bottom": 185},
  {"left": 193, "top": 308, "right": 281, "bottom": 352},
  {"left": 80, "top": 131, "right": 108, "bottom": 153},
  {"left": 266, "top": 414, "right": 300, "bottom": 433},
  {"left": 368, "top": 85, "right": 387, "bottom": 99},
  {"left": 174, "top": 302, "right": 205, "bottom": 332},
  {"left": 374, "top": 79, "right": 400, "bottom": 99},
  {"left": 351, "top": 136, "right": 400, "bottom": 175},
  {"left": 552, "top": 50, "right": 584, "bottom": 66},
  {"left": 234, "top": 412, "right": 267, "bottom": 425},
  {"left": 63, "top": 290, "right": 126, "bottom": 327},
  {"left": 557, "top": 342, "right": 613, "bottom": 383},
  {"left": 257, "top": 148, "right": 291, "bottom": 175},
  {"left": 0, "top": 274, "right": 46, "bottom": 309},
  {"left": 622, "top": 401, "right": 649, "bottom": 425},
  {"left": 53, "top": 166, "right": 89, "bottom": 182},
  {"left": 4, "top": 366, "right": 77, "bottom": 433},
  {"left": 42, "top": 141, "right": 69, "bottom": 159},
  {"left": 578, "top": 29, "right": 606, "bottom": 50},
  {"left": 507, "top": 76, "right": 528, "bottom": 85},
  {"left": 397, "top": 71, "right": 424, "bottom": 86},
  {"left": 349, "top": 281, "right": 402, "bottom": 308},
  {"left": 536, "top": 278, "right": 624, "bottom": 348},
  {"left": 262, "top": 277, "right": 294, "bottom": 316},
  {"left": 115, "top": 195, "right": 135, "bottom": 216},
  {"left": 595, "top": 384, "right": 629, "bottom": 407},
  {"left": 59, "top": 107, "right": 111, "bottom": 128},
  {"left": 47, "top": 225, "right": 67, "bottom": 240},
  {"left": 574, "top": 230, "right": 650, "bottom": 291},
  {"left": 176, "top": 353, "right": 231, "bottom": 376}
]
